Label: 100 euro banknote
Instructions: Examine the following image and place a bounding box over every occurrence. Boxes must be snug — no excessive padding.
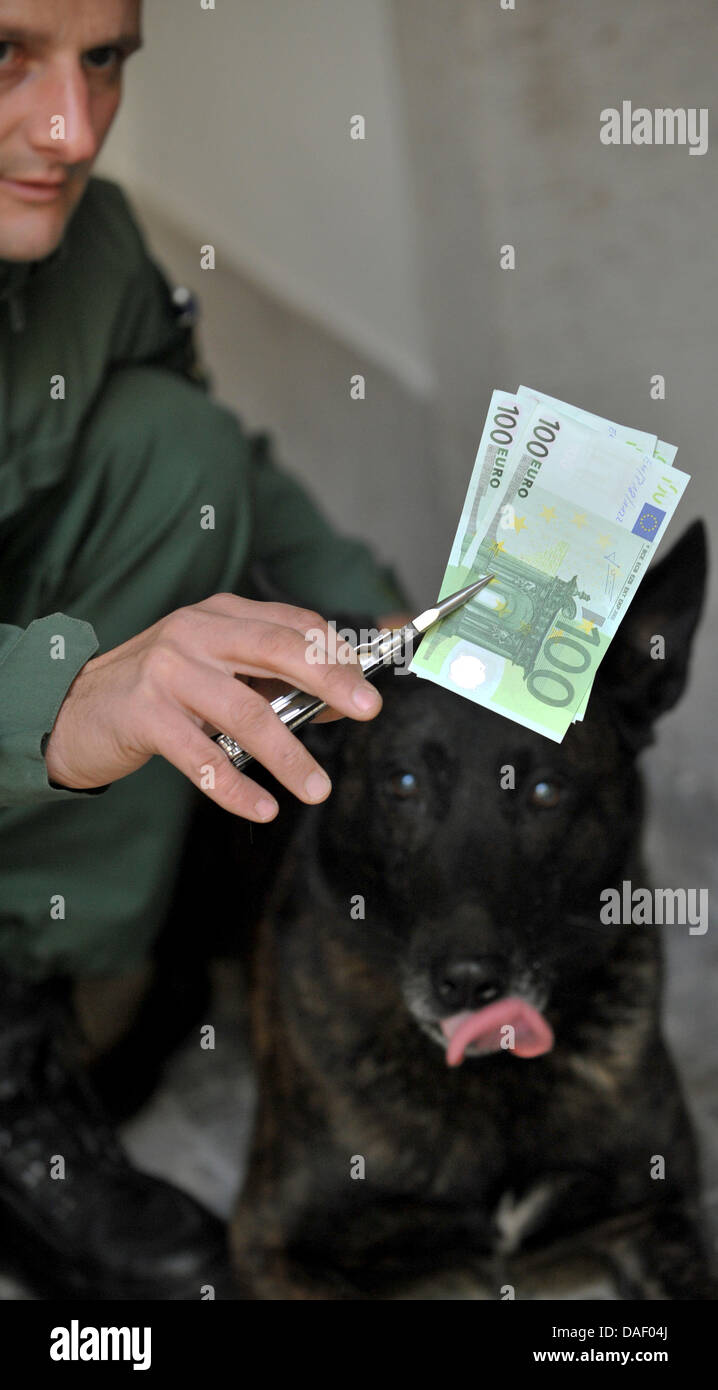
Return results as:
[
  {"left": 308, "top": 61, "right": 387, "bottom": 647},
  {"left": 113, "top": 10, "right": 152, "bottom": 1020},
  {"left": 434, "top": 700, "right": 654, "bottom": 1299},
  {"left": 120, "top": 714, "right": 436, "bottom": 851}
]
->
[
  {"left": 450, "top": 386, "right": 668, "bottom": 577},
  {"left": 517, "top": 386, "right": 657, "bottom": 457},
  {"left": 410, "top": 403, "right": 689, "bottom": 741},
  {"left": 515, "top": 390, "right": 676, "bottom": 722}
]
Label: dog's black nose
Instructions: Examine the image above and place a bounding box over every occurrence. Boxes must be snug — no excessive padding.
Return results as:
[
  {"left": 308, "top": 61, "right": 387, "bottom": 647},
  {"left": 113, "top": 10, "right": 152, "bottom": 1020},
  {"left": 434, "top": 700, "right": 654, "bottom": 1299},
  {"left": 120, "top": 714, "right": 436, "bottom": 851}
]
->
[{"left": 434, "top": 957, "right": 506, "bottom": 1013}]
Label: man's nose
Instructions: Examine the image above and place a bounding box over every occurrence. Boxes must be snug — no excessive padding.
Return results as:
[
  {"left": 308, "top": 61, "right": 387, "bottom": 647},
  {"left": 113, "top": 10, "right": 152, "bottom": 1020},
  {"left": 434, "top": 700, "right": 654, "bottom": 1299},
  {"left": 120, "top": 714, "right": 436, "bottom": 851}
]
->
[
  {"left": 433, "top": 955, "right": 507, "bottom": 1013},
  {"left": 27, "top": 65, "right": 99, "bottom": 165}
]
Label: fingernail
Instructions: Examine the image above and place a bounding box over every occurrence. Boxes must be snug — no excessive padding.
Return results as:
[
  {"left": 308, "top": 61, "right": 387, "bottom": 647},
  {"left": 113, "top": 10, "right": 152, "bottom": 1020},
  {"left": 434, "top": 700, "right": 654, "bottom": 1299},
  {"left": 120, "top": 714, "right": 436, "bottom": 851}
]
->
[
  {"left": 255, "top": 796, "right": 278, "bottom": 820},
  {"left": 304, "top": 770, "right": 331, "bottom": 800},
  {"left": 352, "top": 684, "right": 380, "bottom": 711}
]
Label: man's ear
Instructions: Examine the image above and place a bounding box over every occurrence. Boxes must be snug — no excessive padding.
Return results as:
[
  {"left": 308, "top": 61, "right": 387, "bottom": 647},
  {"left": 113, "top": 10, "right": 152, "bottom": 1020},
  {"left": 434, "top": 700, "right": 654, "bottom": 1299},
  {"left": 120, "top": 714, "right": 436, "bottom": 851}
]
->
[{"left": 595, "top": 520, "right": 708, "bottom": 748}]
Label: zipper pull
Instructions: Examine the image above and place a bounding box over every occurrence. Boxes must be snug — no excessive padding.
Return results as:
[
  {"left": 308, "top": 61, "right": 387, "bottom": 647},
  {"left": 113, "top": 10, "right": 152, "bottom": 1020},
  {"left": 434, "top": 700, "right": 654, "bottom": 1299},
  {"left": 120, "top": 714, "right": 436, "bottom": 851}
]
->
[{"left": 8, "top": 291, "right": 26, "bottom": 333}]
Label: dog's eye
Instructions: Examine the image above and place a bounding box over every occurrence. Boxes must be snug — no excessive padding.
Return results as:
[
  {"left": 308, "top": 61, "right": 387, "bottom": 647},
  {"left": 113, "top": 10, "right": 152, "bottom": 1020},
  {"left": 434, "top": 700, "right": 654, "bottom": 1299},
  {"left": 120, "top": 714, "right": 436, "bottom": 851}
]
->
[
  {"left": 530, "top": 779, "right": 562, "bottom": 808},
  {"left": 389, "top": 771, "right": 419, "bottom": 798}
]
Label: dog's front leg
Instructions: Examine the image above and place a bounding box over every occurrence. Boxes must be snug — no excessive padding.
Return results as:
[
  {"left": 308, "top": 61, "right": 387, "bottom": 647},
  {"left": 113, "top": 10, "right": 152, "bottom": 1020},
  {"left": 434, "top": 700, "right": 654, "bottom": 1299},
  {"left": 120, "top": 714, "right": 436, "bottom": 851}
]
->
[
  {"left": 581, "top": 1201, "right": 718, "bottom": 1301},
  {"left": 231, "top": 1191, "right": 366, "bottom": 1300},
  {"left": 233, "top": 1251, "right": 365, "bottom": 1301},
  {"left": 231, "top": 1185, "right": 499, "bottom": 1299}
]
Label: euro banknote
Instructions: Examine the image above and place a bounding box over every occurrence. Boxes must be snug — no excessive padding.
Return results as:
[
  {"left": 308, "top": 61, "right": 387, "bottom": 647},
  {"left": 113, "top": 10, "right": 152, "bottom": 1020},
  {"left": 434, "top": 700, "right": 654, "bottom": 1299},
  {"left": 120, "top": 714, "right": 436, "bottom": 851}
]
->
[
  {"left": 409, "top": 394, "right": 687, "bottom": 741},
  {"left": 448, "top": 390, "right": 526, "bottom": 563},
  {"left": 517, "top": 388, "right": 677, "bottom": 722},
  {"left": 516, "top": 390, "right": 676, "bottom": 722},
  {"left": 516, "top": 386, "right": 657, "bottom": 457}
]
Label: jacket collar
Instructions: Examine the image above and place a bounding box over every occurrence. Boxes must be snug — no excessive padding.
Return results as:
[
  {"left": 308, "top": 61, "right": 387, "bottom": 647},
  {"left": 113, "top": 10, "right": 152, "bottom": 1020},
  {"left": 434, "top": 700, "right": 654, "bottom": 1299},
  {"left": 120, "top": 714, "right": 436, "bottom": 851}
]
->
[
  {"left": 0, "top": 233, "right": 69, "bottom": 289},
  {"left": 0, "top": 236, "right": 68, "bottom": 330}
]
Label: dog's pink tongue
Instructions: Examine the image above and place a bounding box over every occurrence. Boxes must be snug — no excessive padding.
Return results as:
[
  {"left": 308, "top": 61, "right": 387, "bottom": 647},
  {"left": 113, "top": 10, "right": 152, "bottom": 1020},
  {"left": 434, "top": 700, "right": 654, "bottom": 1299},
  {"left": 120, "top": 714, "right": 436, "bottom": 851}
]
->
[{"left": 441, "top": 997, "right": 554, "bottom": 1067}]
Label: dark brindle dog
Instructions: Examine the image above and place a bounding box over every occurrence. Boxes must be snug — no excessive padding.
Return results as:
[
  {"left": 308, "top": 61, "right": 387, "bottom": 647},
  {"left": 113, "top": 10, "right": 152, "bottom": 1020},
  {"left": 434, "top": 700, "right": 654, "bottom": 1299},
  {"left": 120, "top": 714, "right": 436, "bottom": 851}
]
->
[{"left": 230, "top": 521, "right": 715, "bottom": 1299}]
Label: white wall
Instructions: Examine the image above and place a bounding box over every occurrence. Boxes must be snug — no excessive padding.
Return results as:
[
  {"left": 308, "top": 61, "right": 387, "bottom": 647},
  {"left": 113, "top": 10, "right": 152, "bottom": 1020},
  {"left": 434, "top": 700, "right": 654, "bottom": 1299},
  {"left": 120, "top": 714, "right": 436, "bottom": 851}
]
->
[{"left": 98, "top": 0, "right": 432, "bottom": 395}]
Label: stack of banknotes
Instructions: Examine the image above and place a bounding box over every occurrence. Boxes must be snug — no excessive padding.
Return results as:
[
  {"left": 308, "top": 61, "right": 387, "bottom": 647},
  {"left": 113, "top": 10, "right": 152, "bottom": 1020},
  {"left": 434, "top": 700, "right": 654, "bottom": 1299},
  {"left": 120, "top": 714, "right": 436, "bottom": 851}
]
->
[{"left": 409, "top": 386, "right": 689, "bottom": 741}]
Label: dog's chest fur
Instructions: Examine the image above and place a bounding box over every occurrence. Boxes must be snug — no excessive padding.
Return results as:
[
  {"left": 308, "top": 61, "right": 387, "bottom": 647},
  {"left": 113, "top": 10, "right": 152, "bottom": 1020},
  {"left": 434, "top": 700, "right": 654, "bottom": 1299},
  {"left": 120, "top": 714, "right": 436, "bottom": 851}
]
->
[{"left": 492, "top": 1184, "right": 556, "bottom": 1253}]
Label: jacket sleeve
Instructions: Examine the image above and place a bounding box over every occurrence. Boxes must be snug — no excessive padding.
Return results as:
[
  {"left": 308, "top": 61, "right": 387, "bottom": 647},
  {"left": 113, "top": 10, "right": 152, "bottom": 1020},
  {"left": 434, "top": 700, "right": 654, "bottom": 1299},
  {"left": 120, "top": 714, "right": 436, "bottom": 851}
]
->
[
  {"left": 245, "top": 430, "right": 411, "bottom": 617},
  {"left": 112, "top": 252, "right": 210, "bottom": 389},
  {"left": 0, "top": 615, "right": 109, "bottom": 808}
]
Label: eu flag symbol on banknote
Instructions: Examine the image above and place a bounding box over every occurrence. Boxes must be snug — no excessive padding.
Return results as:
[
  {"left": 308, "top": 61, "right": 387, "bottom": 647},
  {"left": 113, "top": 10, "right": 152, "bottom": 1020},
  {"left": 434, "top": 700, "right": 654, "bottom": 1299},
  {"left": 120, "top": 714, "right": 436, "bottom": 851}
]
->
[{"left": 632, "top": 503, "right": 666, "bottom": 539}]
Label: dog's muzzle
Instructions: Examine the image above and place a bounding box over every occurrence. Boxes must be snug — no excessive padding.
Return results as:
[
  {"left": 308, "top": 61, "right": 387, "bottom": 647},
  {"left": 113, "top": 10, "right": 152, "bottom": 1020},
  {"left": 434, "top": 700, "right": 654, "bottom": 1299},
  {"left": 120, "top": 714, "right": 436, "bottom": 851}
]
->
[{"left": 402, "top": 951, "right": 554, "bottom": 1066}]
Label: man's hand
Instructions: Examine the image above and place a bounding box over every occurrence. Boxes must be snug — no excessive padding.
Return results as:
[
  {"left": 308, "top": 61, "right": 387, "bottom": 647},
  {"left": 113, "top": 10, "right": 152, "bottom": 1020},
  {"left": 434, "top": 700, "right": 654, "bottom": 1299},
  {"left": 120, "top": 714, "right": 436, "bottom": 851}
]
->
[{"left": 44, "top": 595, "right": 386, "bottom": 822}]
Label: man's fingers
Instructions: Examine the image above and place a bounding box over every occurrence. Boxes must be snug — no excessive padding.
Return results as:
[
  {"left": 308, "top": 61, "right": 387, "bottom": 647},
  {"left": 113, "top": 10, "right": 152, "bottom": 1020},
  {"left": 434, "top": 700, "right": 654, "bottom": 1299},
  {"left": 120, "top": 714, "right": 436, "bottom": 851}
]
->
[
  {"left": 242, "top": 675, "right": 344, "bottom": 723},
  {"left": 181, "top": 666, "right": 338, "bottom": 805},
  {"left": 154, "top": 710, "right": 281, "bottom": 821},
  {"left": 166, "top": 608, "right": 382, "bottom": 723},
  {"left": 195, "top": 593, "right": 330, "bottom": 640}
]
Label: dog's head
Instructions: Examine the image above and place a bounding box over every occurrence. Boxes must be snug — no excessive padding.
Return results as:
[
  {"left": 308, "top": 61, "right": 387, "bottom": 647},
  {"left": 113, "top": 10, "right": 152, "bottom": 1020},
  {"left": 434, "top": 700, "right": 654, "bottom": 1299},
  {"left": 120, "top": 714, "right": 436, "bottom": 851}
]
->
[{"left": 303, "top": 521, "right": 707, "bottom": 1065}]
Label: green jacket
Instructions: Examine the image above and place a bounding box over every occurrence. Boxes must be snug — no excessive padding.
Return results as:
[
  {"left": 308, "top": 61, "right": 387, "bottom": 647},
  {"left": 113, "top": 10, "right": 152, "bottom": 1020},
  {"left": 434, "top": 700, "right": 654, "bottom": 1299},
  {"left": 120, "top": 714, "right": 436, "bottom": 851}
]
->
[{"left": 0, "top": 177, "right": 407, "bottom": 809}]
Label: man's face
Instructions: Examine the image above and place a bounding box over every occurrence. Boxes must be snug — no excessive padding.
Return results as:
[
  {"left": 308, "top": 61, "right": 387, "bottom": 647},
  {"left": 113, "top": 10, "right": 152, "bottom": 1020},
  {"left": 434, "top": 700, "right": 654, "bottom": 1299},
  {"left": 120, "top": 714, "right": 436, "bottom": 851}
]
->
[{"left": 0, "top": 0, "right": 141, "bottom": 262}]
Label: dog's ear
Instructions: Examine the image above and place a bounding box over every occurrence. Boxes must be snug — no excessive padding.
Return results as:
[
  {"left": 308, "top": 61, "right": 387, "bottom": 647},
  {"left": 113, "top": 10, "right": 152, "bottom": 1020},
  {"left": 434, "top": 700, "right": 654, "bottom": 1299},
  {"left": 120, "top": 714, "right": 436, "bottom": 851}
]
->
[{"left": 595, "top": 519, "right": 707, "bottom": 748}]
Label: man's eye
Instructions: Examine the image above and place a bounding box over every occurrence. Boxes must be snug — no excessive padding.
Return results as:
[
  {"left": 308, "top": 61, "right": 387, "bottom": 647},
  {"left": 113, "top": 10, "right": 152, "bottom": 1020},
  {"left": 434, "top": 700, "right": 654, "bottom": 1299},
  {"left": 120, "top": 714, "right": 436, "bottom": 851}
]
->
[
  {"left": 389, "top": 771, "right": 419, "bottom": 799},
  {"left": 0, "top": 41, "right": 20, "bottom": 69},
  {"left": 84, "top": 46, "right": 123, "bottom": 71},
  {"left": 530, "top": 779, "right": 562, "bottom": 809}
]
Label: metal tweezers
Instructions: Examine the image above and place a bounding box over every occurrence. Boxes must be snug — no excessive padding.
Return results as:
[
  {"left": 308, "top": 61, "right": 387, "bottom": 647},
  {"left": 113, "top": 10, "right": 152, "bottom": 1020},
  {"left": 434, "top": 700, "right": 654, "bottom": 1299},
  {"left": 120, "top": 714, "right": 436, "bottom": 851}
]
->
[{"left": 212, "top": 574, "right": 494, "bottom": 771}]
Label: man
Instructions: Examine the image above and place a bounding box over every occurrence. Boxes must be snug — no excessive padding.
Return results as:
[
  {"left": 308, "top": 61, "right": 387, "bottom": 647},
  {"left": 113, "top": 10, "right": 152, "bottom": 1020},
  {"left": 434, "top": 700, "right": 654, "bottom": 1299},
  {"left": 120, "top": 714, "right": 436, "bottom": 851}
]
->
[{"left": 0, "top": 2, "right": 411, "bottom": 1298}]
